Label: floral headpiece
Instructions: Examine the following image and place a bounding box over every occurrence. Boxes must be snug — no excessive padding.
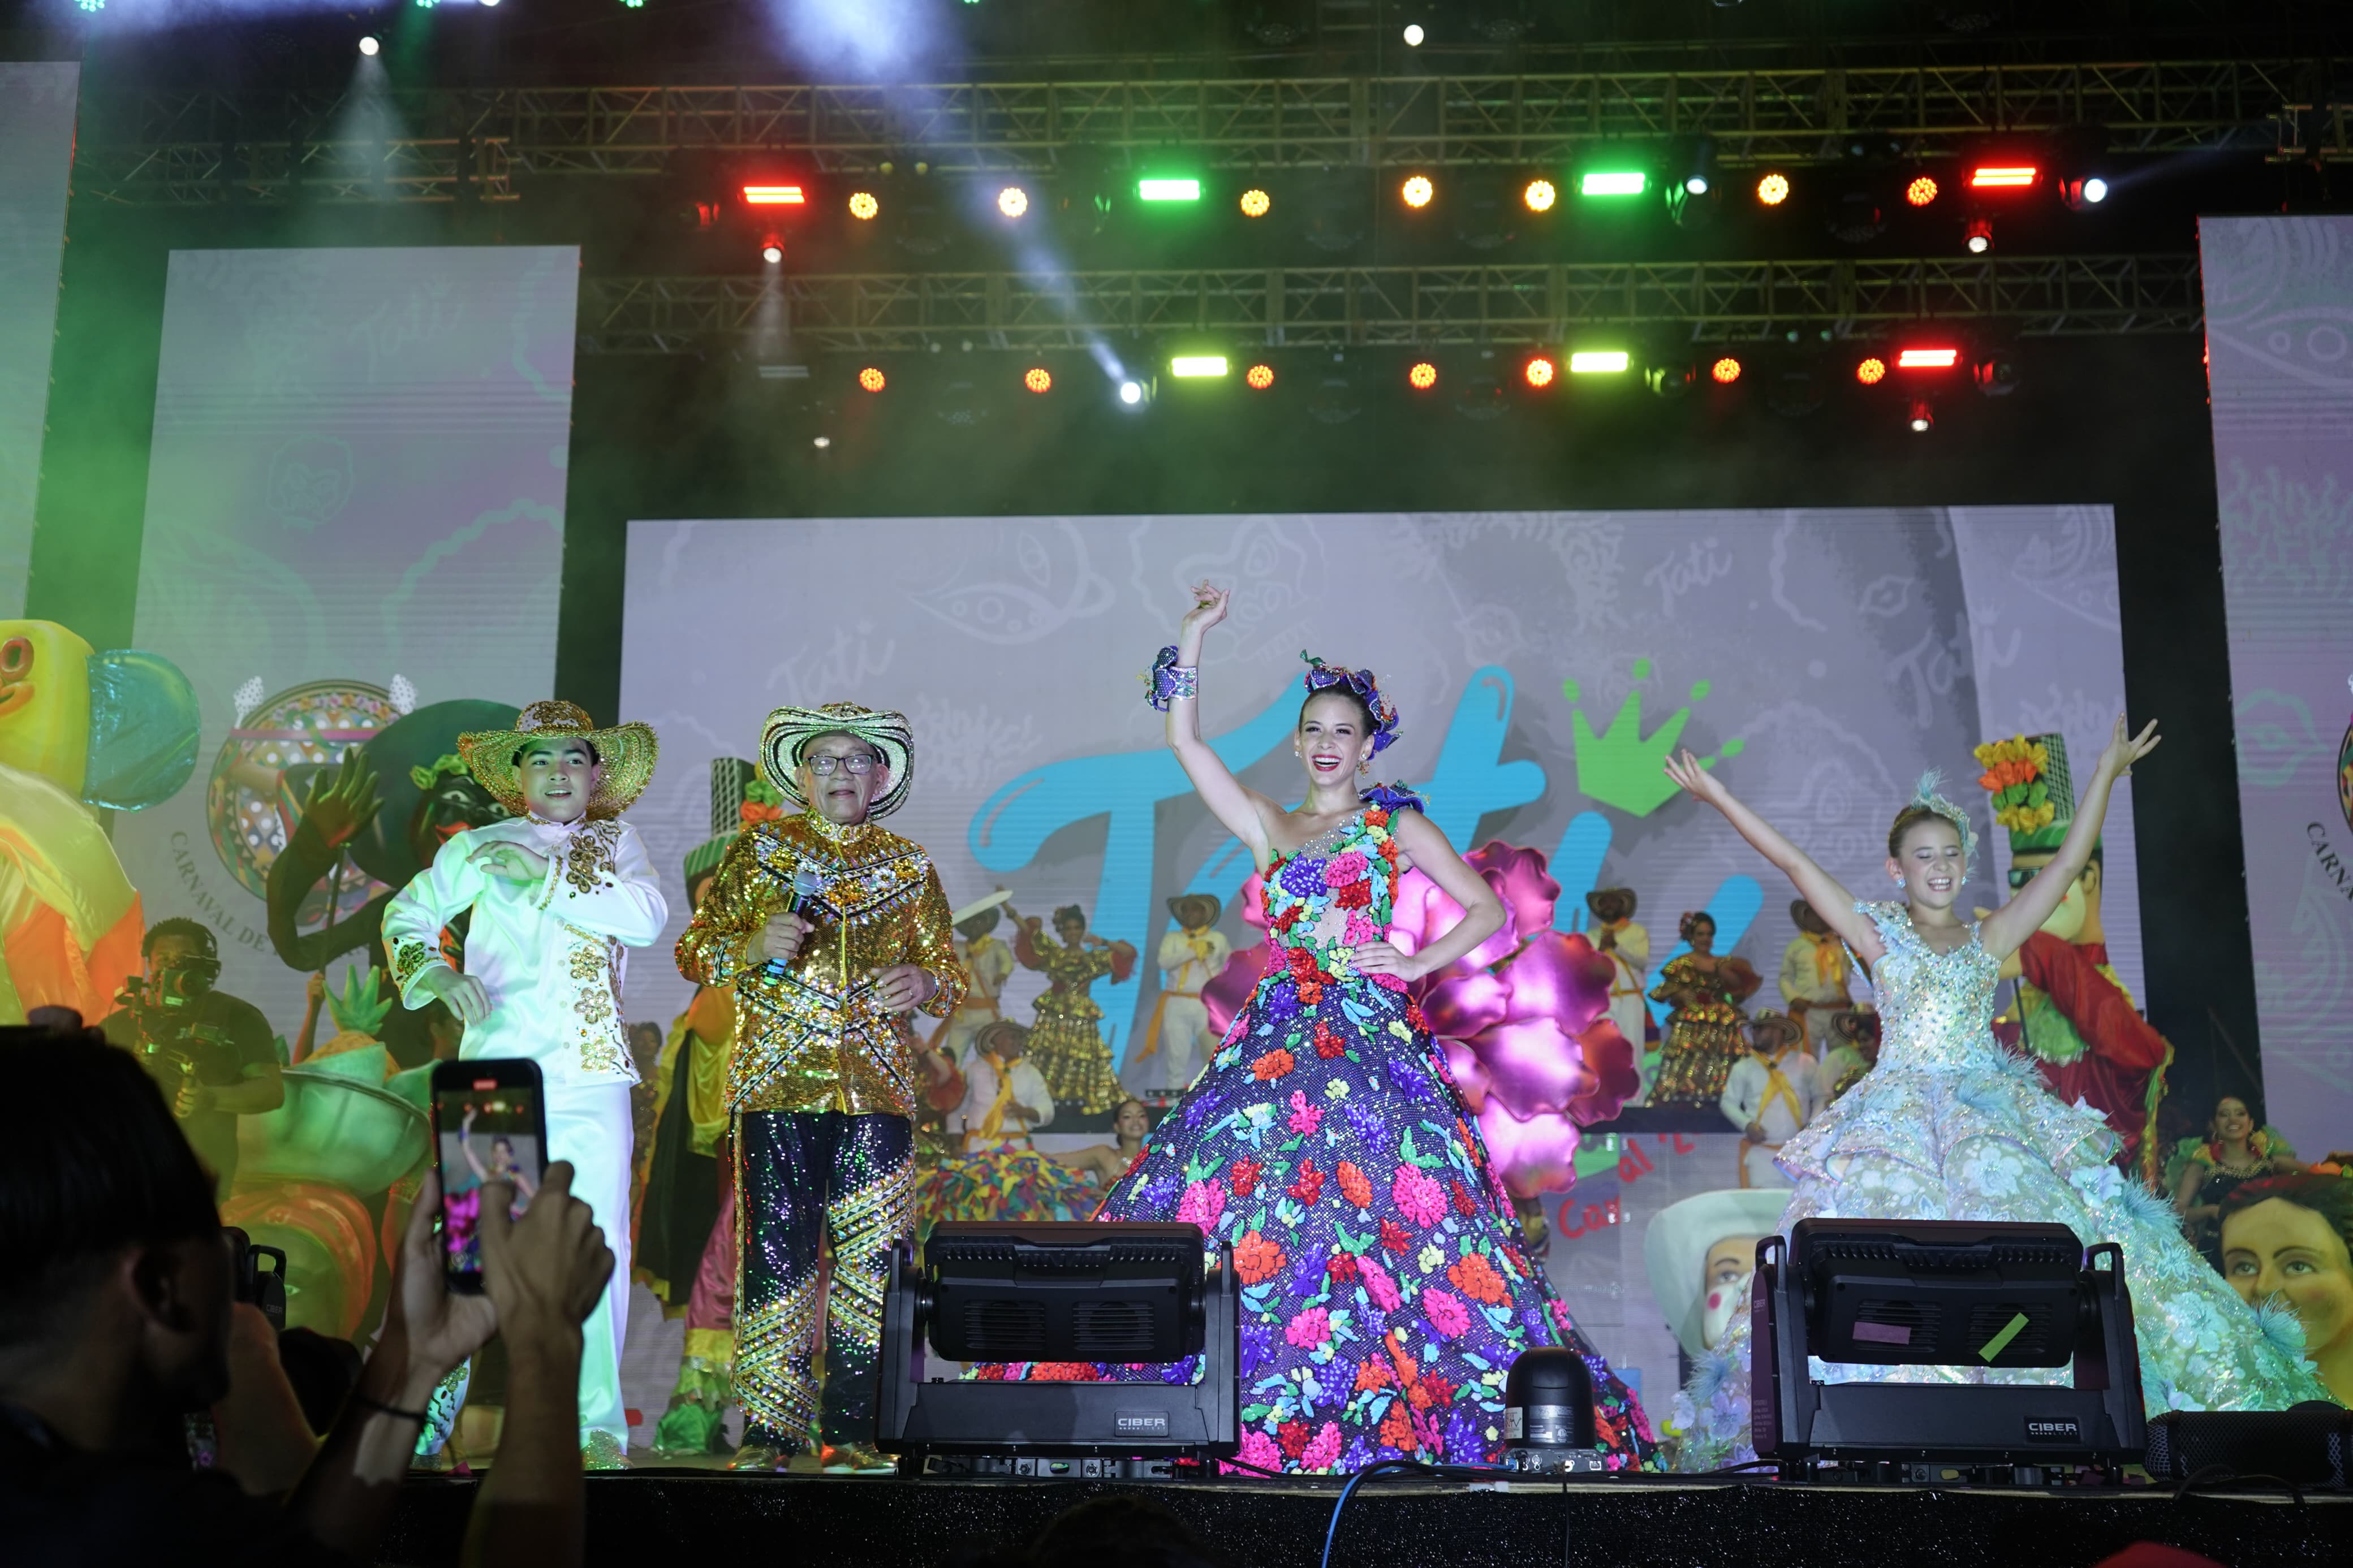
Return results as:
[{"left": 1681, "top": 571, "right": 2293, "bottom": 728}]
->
[
  {"left": 1907, "top": 770, "right": 1978, "bottom": 874},
  {"left": 1300, "top": 651, "right": 1401, "bottom": 755}
]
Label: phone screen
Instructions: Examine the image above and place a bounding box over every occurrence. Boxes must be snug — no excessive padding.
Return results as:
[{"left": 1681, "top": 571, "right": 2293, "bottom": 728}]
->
[{"left": 433, "top": 1071, "right": 546, "bottom": 1289}]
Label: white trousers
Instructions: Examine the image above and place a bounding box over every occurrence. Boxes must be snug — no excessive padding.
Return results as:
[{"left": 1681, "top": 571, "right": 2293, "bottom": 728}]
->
[{"left": 545, "top": 1082, "right": 634, "bottom": 1443}]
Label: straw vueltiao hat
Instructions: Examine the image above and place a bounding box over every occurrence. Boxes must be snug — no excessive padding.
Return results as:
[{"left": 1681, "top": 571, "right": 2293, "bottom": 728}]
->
[
  {"left": 1643, "top": 1189, "right": 1791, "bottom": 1360},
  {"left": 759, "top": 702, "right": 913, "bottom": 819},
  {"left": 455, "top": 700, "right": 658, "bottom": 822},
  {"left": 1167, "top": 892, "right": 1223, "bottom": 929}
]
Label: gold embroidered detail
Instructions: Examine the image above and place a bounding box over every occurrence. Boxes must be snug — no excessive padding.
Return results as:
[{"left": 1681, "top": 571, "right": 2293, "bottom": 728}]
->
[
  {"left": 734, "top": 1275, "right": 825, "bottom": 1439},
  {"left": 823, "top": 1161, "right": 913, "bottom": 1354},
  {"left": 562, "top": 819, "right": 623, "bottom": 899},
  {"left": 567, "top": 930, "right": 628, "bottom": 1077},
  {"left": 391, "top": 939, "right": 436, "bottom": 990}
]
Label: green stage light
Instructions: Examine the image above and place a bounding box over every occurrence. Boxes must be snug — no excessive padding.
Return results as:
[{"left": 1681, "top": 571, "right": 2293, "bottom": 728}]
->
[
  {"left": 1579, "top": 171, "right": 1647, "bottom": 197},
  {"left": 1139, "top": 178, "right": 1203, "bottom": 202},
  {"left": 1569, "top": 350, "right": 1631, "bottom": 374},
  {"left": 1170, "top": 355, "right": 1230, "bottom": 378}
]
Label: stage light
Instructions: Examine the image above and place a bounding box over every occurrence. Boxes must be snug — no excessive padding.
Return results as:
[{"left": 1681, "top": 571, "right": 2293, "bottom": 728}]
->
[
  {"left": 1119, "top": 380, "right": 1144, "bottom": 405},
  {"left": 1408, "top": 361, "right": 1438, "bottom": 390},
  {"left": 1684, "top": 174, "right": 1710, "bottom": 196},
  {"left": 1024, "top": 367, "right": 1052, "bottom": 394},
  {"left": 760, "top": 241, "right": 783, "bottom": 264},
  {"left": 1240, "top": 188, "right": 1272, "bottom": 218},
  {"left": 2063, "top": 175, "right": 2109, "bottom": 210},
  {"left": 1855, "top": 356, "right": 1887, "bottom": 386},
  {"left": 1580, "top": 170, "right": 1647, "bottom": 197},
  {"left": 848, "top": 191, "right": 880, "bottom": 220},
  {"left": 1711, "top": 356, "right": 1743, "bottom": 385},
  {"left": 2082, "top": 176, "right": 2110, "bottom": 203},
  {"left": 359, "top": 35, "right": 380, "bottom": 55},
  {"left": 744, "top": 184, "right": 807, "bottom": 206},
  {"left": 1139, "top": 178, "right": 1201, "bottom": 202},
  {"left": 1756, "top": 172, "right": 1790, "bottom": 206},
  {"left": 1170, "top": 356, "right": 1230, "bottom": 379},
  {"left": 1905, "top": 174, "right": 1939, "bottom": 207},
  {"left": 812, "top": 435, "right": 831, "bottom": 449},
  {"left": 1402, "top": 175, "right": 1434, "bottom": 209},
  {"left": 1897, "top": 347, "right": 1960, "bottom": 369},
  {"left": 1964, "top": 217, "right": 1993, "bottom": 253},
  {"left": 1522, "top": 178, "right": 1557, "bottom": 213},
  {"left": 1969, "top": 165, "right": 2039, "bottom": 189},
  {"left": 1403, "top": 22, "right": 1425, "bottom": 45},
  {"left": 997, "top": 185, "right": 1029, "bottom": 218},
  {"left": 1569, "top": 350, "right": 1630, "bottom": 374},
  {"left": 1908, "top": 399, "right": 1934, "bottom": 433},
  {"left": 1246, "top": 363, "right": 1275, "bottom": 390},
  {"left": 858, "top": 368, "right": 886, "bottom": 393},
  {"left": 1646, "top": 364, "right": 1697, "bottom": 399},
  {"left": 1524, "top": 356, "right": 1557, "bottom": 388}
]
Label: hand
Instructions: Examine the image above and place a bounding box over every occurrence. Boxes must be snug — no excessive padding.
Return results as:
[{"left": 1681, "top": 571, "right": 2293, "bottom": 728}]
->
[
  {"left": 2097, "top": 713, "right": 2161, "bottom": 778},
  {"left": 761, "top": 911, "right": 815, "bottom": 964},
  {"left": 872, "top": 964, "right": 938, "bottom": 1013},
  {"left": 382, "top": 1169, "right": 499, "bottom": 1386},
  {"left": 1596, "top": 928, "right": 1617, "bottom": 952},
  {"left": 1014, "top": 1104, "right": 1044, "bottom": 1125},
  {"left": 302, "top": 747, "right": 383, "bottom": 849},
  {"left": 477, "top": 1161, "right": 613, "bottom": 1343},
  {"left": 1348, "top": 938, "right": 1425, "bottom": 983},
  {"left": 174, "top": 1076, "right": 210, "bottom": 1118},
  {"left": 468, "top": 840, "right": 549, "bottom": 885},
  {"left": 1662, "top": 748, "right": 1733, "bottom": 810},
  {"left": 418, "top": 965, "right": 493, "bottom": 1026},
  {"left": 1744, "top": 1121, "right": 1768, "bottom": 1143},
  {"left": 1179, "top": 580, "right": 1230, "bottom": 639},
  {"left": 307, "top": 971, "right": 326, "bottom": 1005}
]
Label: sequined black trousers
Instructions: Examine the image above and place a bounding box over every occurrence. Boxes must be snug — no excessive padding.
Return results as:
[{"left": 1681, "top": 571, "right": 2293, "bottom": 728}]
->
[{"left": 735, "top": 1110, "right": 914, "bottom": 1445}]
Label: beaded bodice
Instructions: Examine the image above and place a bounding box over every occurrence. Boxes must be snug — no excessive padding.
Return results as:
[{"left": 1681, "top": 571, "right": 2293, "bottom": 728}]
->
[
  {"left": 1262, "top": 809, "right": 1400, "bottom": 979},
  {"left": 1850, "top": 900, "right": 2002, "bottom": 1070}
]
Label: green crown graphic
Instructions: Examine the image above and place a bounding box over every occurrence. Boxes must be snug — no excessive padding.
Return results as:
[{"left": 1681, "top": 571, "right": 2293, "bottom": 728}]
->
[{"left": 1565, "top": 659, "right": 1745, "bottom": 818}]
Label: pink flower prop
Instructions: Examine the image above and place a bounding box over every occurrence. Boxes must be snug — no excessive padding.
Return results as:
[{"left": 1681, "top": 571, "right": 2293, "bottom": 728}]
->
[
  {"left": 1175, "top": 1179, "right": 1227, "bottom": 1230},
  {"left": 1238, "top": 1428, "right": 1282, "bottom": 1472},
  {"left": 1322, "top": 850, "right": 1370, "bottom": 888},
  {"left": 1285, "top": 1306, "right": 1333, "bottom": 1349},
  {"left": 1302, "top": 1421, "right": 1344, "bottom": 1471},
  {"left": 1356, "top": 1254, "right": 1402, "bottom": 1311},
  {"left": 1287, "top": 1090, "right": 1323, "bottom": 1134},
  {"left": 1391, "top": 1164, "right": 1448, "bottom": 1228},
  {"left": 1421, "top": 1287, "right": 1471, "bottom": 1338}
]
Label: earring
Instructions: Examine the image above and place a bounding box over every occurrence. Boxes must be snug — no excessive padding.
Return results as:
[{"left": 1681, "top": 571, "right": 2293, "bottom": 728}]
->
[
  {"left": 1894, "top": 875, "right": 1907, "bottom": 889},
  {"left": 1358, "top": 760, "right": 1371, "bottom": 775}
]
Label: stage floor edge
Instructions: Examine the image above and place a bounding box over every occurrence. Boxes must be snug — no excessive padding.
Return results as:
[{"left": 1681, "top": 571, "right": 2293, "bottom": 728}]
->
[{"left": 381, "top": 1470, "right": 2348, "bottom": 1567}]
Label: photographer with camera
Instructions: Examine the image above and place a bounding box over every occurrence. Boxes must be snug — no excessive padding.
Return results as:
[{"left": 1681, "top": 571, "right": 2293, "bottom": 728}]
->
[{"left": 102, "top": 920, "right": 283, "bottom": 1200}]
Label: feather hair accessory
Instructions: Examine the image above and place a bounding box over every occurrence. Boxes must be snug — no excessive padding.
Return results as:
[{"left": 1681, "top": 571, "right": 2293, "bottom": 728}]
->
[{"left": 1910, "top": 769, "right": 1979, "bottom": 875}]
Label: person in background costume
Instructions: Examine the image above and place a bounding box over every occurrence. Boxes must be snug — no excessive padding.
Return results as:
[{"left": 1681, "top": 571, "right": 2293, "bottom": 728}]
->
[
  {"left": 956, "top": 1018, "right": 1054, "bottom": 1150},
  {"left": 1658, "top": 716, "right": 2328, "bottom": 1470},
  {"left": 937, "top": 896, "right": 1016, "bottom": 1065},
  {"left": 1717, "top": 1009, "right": 1819, "bottom": 1191},
  {"left": 1053, "top": 1098, "right": 1156, "bottom": 1186},
  {"left": 915, "top": 1019, "right": 1097, "bottom": 1241},
  {"left": 1647, "top": 912, "right": 1760, "bottom": 1109},
  {"left": 1778, "top": 900, "right": 1853, "bottom": 1055},
  {"left": 985, "top": 586, "right": 1657, "bottom": 1474},
  {"left": 1976, "top": 733, "right": 2173, "bottom": 1182},
  {"left": 2170, "top": 1094, "right": 2303, "bottom": 1275},
  {"left": 674, "top": 702, "right": 964, "bottom": 1475},
  {"left": 2220, "top": 1173, "right": 2353, "bottom": 1407},
  {"left": 1007, "top": 897, "right": 1135, "bottom": 1117},
  {"left": 1644, "top": 1188, "right": 1790, "bottom": 1365},
  {"left": 1137, "top": 893, "right": 1230, "bottom": 1096},
  {"left": 1816, "top": 1007, "right": 1881, "bottom": 1103},
  {"left": 382, "top": 701, "right": 667, "bottom": 1468},
  {"left": 1583, "top": 888, "right": 1653, "bottom": 1100}
]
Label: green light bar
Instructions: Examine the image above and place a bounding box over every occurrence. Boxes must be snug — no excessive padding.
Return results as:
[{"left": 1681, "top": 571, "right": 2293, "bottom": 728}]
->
[
  {"left": 1569, "top": 351, "right": 1630, "bottom": 374},
  {"left": 1170, "top": 355, "right": 1230, "bottom": 378},
  {"left": 1579, "top": 171, "right": 1647, "bottom": 197},
  {"left": 1139, "top": 178, "right": 1203, "bottom": 202}
]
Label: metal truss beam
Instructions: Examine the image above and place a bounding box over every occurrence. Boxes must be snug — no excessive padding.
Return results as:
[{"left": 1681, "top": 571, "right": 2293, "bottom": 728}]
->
[
  {"left": 74, "top": 58, "right": 2318, "bottom": 205},
  {"left": 574, "top": 253, "right": 2201, "bottom": 355}
]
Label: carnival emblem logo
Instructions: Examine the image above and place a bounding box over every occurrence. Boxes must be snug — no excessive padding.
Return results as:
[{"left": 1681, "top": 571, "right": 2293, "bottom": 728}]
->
[{"left": 2338, "top": 707, "right": 2353, "bottom": 833}]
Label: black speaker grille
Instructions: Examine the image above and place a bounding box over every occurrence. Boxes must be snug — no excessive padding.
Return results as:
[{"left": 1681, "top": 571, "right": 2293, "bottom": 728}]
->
[
  {"left": 1073, "top": 1300, "right": 1154, "bottom": 1360},
  {"left": 1967, "top": 1302, "right": 2049, "bottom": 1360},
  {"left": 961, "top": 1299, "right": 1048, "bottom": 1357}
]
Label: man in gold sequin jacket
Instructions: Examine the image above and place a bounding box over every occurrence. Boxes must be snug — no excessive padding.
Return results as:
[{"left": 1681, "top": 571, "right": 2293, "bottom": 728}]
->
[{"left": 674, "top": 702, "right": 964, "bottom": 1473}]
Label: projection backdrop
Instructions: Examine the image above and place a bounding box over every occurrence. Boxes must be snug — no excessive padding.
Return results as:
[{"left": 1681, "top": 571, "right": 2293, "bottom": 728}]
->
[
  {"left": 0, "top": 63, "right": 77, "bottom": 618},
  {"left": 2201, "top": 215, "right": 2353, "bottom": 1160}
]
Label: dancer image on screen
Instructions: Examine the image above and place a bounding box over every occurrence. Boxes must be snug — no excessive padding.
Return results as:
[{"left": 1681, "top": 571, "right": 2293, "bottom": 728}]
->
[
  {"left": 1646, "top": 910, "right": 1761, "bottom": 1108},
  {"left": 381, "top": 700, "right": 669, "bottom": 1468},
  {"left": 987, "top": 582, "right": 1657, "bottom": 1473},
  {"left": 1007, "top": 897, "right": 1136, "bottom": 1116},
  {"left": 1657, "top": 716, "right": 2329, "bottom": 1467},
  {"left": 674, "top": 703, "right": 965, "bottom": 1475}
]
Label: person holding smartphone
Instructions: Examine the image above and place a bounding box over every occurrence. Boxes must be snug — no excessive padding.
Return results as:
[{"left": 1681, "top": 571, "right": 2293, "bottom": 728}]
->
[{"left": 383, "top": 701, "right": 667, "bottom": 1468}]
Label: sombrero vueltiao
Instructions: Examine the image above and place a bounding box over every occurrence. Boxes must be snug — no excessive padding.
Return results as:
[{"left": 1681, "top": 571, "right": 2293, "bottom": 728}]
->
[
  {"left": 456, "top": 700, "right": 659, "bottom": 822},
  {"left": 1643, "top": 1189, "right": 1791, "bottom": 1361},
  {"left": 1167, "top": 892, "right": 1223, "bottom": 928},
  {"left": 760, "top": 702, "right": 914, "bottom": 819}
]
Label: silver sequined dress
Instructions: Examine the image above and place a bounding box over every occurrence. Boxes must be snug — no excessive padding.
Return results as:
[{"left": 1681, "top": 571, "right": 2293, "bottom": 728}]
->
[{"left": 1671, "top": 900, "right": 2327, "bottom": 1466}]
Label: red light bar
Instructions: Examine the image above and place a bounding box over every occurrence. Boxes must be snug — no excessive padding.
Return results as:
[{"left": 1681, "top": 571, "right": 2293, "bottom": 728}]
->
[
  {"left": 1897, "top": 347, "right": 1961, "bottom": 369},
  {"left": 743, "top": 184, "right": 807, "bottom": 205},
  {"left": 1968, "top": 166, "right": 2039, "bottom": 189}
]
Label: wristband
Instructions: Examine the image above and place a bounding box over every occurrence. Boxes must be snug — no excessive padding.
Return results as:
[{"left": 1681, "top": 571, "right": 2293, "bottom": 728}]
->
[
  {"left": 352, "top": 1392, "right": 429, "bottom": 1424},
  {"left": 1143, "top": 645, "right": 1199, "bottom": 711}
]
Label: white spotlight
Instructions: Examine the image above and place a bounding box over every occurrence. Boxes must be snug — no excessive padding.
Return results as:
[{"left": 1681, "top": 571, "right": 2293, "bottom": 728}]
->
[
  {"left": 2082, "top": 176, "right": 2109, "bottom": 204},
  {"left": 813, "top": 435, "right": 832, "bottom": 449},
  {"left": 479, "top": 0, "right": 501, "bottom": 7},
  {"left": 761, "top": 243, "right": 783, "bottom": 265},
  {"left": 358, "top": 36, "right": 380, "bottom": 56},
  {"left": 1118, "top": 381, "right": 1144, "bottom": 405},
  {"left": 1684, "top": 174, "right": 1709, "bottom": 196},
  {"left": 1403, "top": 23, "right": 1425, "bottom": 45}
]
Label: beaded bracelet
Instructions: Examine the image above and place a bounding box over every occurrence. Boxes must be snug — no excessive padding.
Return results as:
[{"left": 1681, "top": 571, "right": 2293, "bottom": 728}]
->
[{"left": 1143, "top": 645, "right": 1199, "bottom": 711}]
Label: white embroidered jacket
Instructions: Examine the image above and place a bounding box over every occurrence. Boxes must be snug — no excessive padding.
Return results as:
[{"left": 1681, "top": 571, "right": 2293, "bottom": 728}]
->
[{"left": 383, "top": 816, "right": 669, "bottom": 1087}]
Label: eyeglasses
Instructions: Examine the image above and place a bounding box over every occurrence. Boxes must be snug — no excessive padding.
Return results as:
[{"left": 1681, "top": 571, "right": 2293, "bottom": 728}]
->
[{"left": 804, "top": 753, "right": 878, "bottom": 776}]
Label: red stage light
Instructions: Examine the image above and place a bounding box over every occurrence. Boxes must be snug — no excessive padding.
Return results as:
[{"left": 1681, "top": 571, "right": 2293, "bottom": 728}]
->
[
  {"left": 1408, "top": 361, "right": 1438, "bottom": 389},
  {"left": 743, "top": 184, "right": 807, "bottom": 205},
  {"left": 1246, "top": 363, "right": 1275, "bottom": 390},
  {"left": 1711, "top": 356, "right": 1742, "bottom": 385},
  {"left": 1855, "top": 357, "right": 1887, "bottom": 386},
  {"left": 1524, "top": 357, "right": 1557, "bottom": 388},
  {"left": 857, "top": 367, "right": 886, "bottom": 392},
  {"left": 1968, "top": 165, "right": 2039, "bottom": 189},
  {"left": 1897, "top": 347, "right": 1961, "bottom": 369},
  {"left": 1904, "top": 175, "right": 1939, "bottom": 207},
  {"left": 1024, "top": 367, "right": 1052, "bottom": 394}
]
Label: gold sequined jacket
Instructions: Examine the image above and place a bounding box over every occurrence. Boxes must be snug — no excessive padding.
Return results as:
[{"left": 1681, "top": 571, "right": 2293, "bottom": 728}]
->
[{"left": 675, "top": 813, "right": 964, "bottom": 1117}]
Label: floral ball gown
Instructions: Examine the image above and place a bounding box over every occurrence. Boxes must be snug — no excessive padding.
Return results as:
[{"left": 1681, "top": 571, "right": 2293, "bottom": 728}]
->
[
  {"left": 1673, "top": 900, "right": 2328, "bottom": 1466},
  {"left": 982, "top": 797, "right": 1657, "bottom": 1473}
]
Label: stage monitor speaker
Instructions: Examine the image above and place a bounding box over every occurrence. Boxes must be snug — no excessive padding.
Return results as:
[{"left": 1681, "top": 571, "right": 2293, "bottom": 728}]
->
[
  {"left": 2143, "top": 1405, "right": 2352, "bottom": 1489},
  {"left": 1753, "top": 1219, "right": 2146, "bottom": 1467},
  {"left": 876, "top": 1222, "right": 1239, "bottom": 1464}
]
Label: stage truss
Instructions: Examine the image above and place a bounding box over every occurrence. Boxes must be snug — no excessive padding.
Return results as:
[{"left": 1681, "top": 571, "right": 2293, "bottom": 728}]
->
[
  {"left": 574, "top": 253, "right": 2201, "bottom": 355},
  {"left": 72, "top": 58, "right": 2333, "bottom": 205}
]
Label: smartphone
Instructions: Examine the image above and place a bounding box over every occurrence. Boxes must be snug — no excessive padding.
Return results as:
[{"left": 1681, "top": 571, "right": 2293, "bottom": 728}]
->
[{"left": 429, "top": 1058, "right": 549, "bottom": 1294}]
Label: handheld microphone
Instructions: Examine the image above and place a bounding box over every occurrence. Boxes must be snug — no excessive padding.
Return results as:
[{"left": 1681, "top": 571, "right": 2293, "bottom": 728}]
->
[{"left": 783, "top": 866, "right": 826, "bottom": 917}]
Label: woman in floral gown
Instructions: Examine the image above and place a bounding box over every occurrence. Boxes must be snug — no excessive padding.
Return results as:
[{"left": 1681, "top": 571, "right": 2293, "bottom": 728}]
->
[
  {"left": 1657, "top": 719, "right": 2329, "bottom": 1466},
  {"left": 1645, "top": 910, "right": 1762, "bottom": 1108},
  {"left": 982, "top": 584, "right": 1657, "bottom": 1474}
]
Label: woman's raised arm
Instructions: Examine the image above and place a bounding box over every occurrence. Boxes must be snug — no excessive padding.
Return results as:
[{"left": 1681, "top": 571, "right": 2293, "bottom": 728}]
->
[{"left": 1156, "top": 582, "right": 1278, "bottom": 867}]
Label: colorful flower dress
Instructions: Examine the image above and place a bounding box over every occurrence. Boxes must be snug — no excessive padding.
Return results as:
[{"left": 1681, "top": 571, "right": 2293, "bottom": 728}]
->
[
  {"left": 1015, "top": 928, "right": 1136, "bottom": 1116},
  {"left": 985, "top": 801, "right": 1657, "bottom": 1473},
  {"left": 1646, "top": 952, "right": 1760, "bottom": 1108},
  {"left": 1671, "top": 902, "right": 2328, "bottom": 1468}
]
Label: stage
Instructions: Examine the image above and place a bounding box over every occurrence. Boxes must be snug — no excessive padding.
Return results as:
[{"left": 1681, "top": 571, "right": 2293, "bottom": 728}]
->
[{"left": 380, "top": 1471, "right": 2351, "bottom": 1566}]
